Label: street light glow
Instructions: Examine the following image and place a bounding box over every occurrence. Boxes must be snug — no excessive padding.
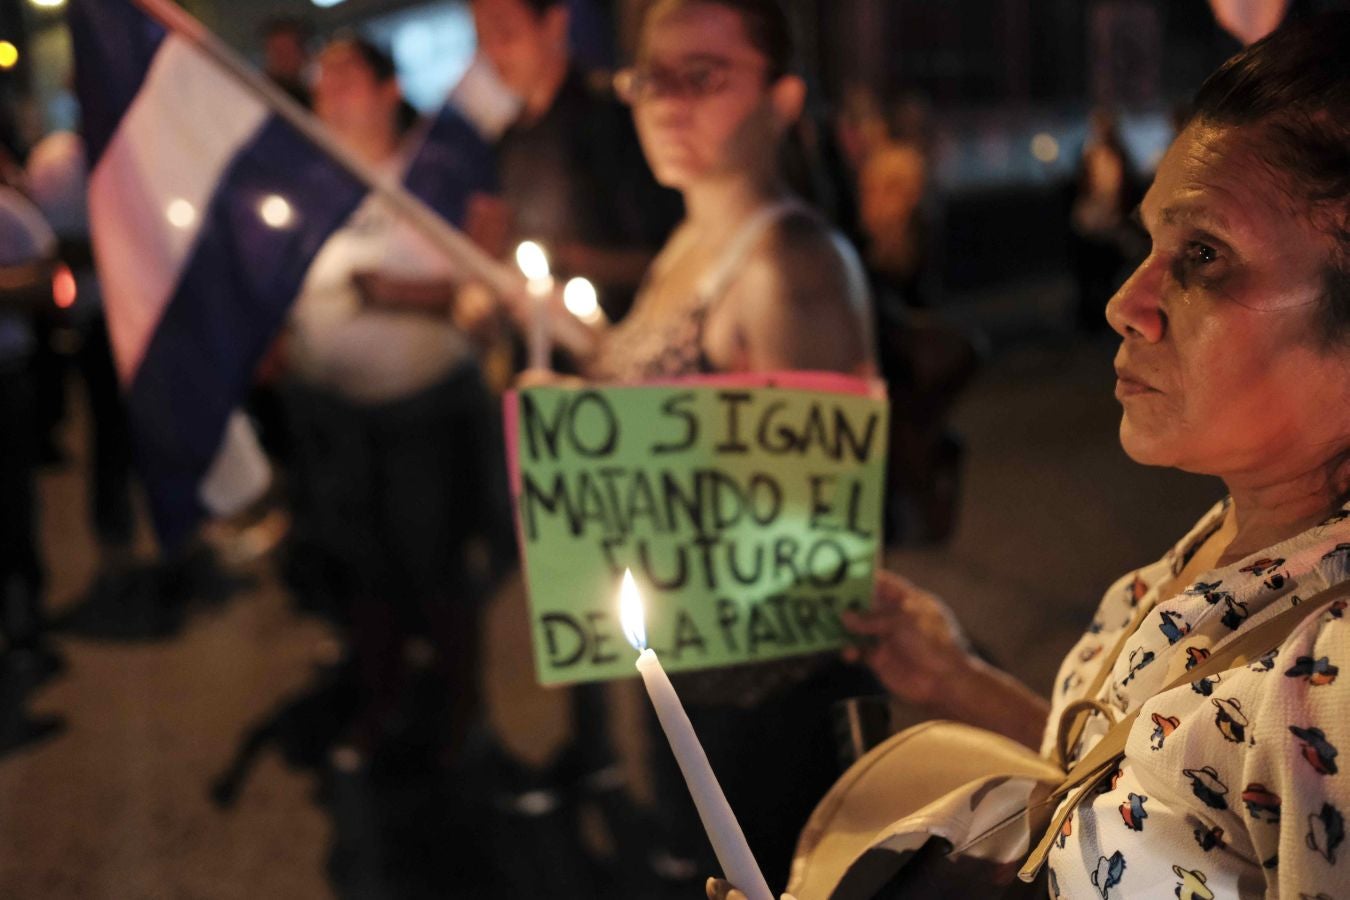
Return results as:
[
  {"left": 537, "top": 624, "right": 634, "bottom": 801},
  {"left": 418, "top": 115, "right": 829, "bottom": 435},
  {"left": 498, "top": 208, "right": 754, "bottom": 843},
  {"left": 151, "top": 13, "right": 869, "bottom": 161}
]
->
[{"left": 166, "top": 198, "right": 197, "bottom": 230}]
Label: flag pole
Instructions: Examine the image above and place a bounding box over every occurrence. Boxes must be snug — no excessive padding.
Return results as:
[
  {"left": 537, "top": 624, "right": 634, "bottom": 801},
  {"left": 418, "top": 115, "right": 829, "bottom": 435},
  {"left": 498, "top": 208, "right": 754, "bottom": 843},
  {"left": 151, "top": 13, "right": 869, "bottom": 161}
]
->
[{"left": 130, "top": 0, "right": 524, "bottom": 299}]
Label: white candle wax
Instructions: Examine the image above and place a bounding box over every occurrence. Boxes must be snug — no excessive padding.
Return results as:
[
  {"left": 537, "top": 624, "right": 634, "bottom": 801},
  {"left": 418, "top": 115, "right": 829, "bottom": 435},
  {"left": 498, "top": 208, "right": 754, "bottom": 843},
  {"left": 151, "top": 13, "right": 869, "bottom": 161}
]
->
[
  {"left": 634, "top": 648, "right": 774, "bottom": 900},
  {"left": 515, "top": 241, "right": 553, "bottom": 371},
  {"left": 527, "top": 279, "right": 552, "bottom": 370}
]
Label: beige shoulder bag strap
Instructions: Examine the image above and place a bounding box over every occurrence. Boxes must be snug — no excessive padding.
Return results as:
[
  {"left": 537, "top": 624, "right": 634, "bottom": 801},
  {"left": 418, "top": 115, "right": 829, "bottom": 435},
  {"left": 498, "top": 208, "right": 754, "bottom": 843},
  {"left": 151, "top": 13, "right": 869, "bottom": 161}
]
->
[{"left": 1020, "top": 579, "right": 1350, "bottom": 882}]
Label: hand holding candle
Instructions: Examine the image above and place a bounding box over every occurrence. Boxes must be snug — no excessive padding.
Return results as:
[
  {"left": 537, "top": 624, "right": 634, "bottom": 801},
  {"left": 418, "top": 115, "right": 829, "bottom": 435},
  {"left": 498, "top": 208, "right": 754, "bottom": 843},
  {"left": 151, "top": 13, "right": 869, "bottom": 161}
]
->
[{"left": 619, "top": 570, "right": 774, "bottom": 900}]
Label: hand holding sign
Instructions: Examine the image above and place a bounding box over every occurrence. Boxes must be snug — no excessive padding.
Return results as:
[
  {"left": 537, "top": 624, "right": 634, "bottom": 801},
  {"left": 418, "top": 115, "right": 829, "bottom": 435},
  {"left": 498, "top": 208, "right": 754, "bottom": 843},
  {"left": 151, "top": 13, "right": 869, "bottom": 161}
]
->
[{"left": 504, "top": 372, "right": 889, "bottom": 685}]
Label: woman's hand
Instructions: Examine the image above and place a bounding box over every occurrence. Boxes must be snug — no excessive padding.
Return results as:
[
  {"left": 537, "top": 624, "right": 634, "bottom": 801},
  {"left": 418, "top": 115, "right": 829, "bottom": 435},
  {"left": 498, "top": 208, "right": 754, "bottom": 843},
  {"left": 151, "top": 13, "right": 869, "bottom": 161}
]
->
[
  {"left": 451, "top": 281, "right": 502, "bottom": 339},
  {"left": 513, "top": 368, "right": 587, "bottom": 390},
  {"left": 705, "top": 877, "right": 796, "bottom": 900},
  {"left": 842, "top": 570, "right": 974, "bottom": 710},
  {"left": 844, "top": 570, "right": 1051, "bottom": 749}
]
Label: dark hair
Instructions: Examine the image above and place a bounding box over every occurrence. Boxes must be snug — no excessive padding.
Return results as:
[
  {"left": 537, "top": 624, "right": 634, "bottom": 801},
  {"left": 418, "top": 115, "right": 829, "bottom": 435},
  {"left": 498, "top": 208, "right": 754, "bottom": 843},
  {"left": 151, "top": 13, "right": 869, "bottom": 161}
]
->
[
  {"left": 470, "top": 0, "right": 563, "bottom": 15},
  {"left": 259, "top": 16, "right": 312, "bottom": 42},
  {"left": 650, "top": 0, "right": 796, "bottom": 79},
  {"left": 323, "top": 33, "right": 419, "bottom": 134},
  {"left": 520, "top": 0, "right": 564, "bottom": 14},
  {"left": 1188, "top": 12, "right": 1350, "bottom": 346}
]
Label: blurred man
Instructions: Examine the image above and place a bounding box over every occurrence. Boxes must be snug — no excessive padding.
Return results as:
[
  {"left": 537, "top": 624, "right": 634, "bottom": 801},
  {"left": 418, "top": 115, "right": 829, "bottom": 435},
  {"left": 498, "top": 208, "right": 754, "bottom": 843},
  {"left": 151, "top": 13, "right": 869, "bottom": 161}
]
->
[
  {"left": 0, "top": 182, "right": 57, "bottom": 687},
  {"left": 471, "top": 0, "right": 680, "bottom": 322},
  {"left": 27, "top": 131, "right": 135, "bottom": 561},
  {"left": 260, "top": 17, "right": 312, "bottom": 108}
]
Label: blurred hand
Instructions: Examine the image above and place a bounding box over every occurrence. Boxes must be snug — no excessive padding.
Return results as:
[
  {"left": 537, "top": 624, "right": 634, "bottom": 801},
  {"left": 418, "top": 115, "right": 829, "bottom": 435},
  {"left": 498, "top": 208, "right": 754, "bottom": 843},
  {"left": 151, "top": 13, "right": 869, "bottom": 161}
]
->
[
  {"left": 451, "top": 281, "right": 501, "bottom": 339},
  {"left": 705, "top": 878, "right": 797, "bottom": 900},
  {"left": 514, "top": 368, "right": 586, "bottom": 390},
  {"left": 842, "top": 570, "right": 974, "bottom": 709}
]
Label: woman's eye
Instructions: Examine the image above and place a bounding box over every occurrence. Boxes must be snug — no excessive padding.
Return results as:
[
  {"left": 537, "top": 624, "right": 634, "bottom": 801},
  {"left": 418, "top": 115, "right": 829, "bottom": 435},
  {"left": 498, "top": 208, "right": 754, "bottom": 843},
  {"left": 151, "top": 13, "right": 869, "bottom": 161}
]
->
[
  {"left": 686, "top": 67, "right": 717, "bottom": 93},
  {"left": 1184, "top": 242, "right": 1218, "bottom": 266}
]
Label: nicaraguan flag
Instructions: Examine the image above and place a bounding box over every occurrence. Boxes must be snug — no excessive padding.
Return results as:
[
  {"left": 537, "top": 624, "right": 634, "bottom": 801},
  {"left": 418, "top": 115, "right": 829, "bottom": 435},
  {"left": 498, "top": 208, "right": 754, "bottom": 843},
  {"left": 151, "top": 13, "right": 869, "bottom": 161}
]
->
[{"left": 70, "top": 0, "right": 493, "bottom": 548}]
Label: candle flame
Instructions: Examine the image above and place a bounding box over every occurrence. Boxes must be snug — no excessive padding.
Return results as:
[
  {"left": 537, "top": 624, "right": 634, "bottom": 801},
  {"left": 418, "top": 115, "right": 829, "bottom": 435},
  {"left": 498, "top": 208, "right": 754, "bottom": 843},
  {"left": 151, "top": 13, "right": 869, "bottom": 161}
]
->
[
  {"left": 563, "top": 277, "right": 602, "bottom": 324},
  {"left": 515, "top": 241, "right": 550, "bottom": 282},
  {"left": 619, "top": 569, "right": 646, "bottom": 651}
]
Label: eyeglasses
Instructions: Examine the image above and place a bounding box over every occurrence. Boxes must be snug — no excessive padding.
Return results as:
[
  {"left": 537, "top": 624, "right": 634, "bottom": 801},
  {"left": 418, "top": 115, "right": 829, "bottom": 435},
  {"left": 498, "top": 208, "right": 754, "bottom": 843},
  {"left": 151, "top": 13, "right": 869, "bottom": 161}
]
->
[{"left": 613, "top": 58, "right": 769, "bottom": 104}]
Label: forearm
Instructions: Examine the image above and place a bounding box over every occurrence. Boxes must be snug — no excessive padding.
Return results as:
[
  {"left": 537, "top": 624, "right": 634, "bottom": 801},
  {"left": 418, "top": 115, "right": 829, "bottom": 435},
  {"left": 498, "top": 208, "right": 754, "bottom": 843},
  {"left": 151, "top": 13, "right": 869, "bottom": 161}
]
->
[{"left": 930, "top": 655, "right": 1050, "bottom": 752}]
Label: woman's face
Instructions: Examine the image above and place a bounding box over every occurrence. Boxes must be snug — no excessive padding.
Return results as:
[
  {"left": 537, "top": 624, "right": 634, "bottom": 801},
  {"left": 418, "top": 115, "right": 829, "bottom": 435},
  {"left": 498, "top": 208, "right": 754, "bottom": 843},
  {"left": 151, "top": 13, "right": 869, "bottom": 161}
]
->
[
  {"left": 1108, "top": 122, "right": 1350, "bottom": 484},
  {"left": 630, "top": 2, "right": 786, "bottom": 188},
  {"left": 313, "top": 43, "right": 400, "bottom": 147}
]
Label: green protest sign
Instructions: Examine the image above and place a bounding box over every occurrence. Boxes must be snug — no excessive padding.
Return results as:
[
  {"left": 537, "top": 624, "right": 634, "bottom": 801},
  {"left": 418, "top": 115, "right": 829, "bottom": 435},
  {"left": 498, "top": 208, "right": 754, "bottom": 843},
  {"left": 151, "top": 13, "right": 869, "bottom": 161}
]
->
[{"left": 505, "top": 373, "right": 889, "bottom": 685}]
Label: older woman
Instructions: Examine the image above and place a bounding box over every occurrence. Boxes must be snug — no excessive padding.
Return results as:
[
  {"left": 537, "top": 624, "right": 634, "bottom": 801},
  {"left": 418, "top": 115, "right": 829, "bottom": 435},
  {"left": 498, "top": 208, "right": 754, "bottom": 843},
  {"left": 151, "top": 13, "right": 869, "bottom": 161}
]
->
[{"left": 712, "top": 12, "right": 1350, "bottom": 900}]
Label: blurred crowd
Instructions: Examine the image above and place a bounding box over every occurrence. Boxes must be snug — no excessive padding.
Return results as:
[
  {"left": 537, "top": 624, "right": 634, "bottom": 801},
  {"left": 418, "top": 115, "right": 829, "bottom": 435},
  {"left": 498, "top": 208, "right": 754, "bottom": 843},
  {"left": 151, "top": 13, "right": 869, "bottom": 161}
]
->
[{"left": 0, "top": 0, "right": 1153, "bottom": 896}]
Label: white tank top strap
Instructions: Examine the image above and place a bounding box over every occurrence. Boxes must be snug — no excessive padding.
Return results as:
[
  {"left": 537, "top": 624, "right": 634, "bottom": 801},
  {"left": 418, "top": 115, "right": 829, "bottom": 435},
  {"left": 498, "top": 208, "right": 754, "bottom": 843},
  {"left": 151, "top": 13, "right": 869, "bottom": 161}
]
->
[{"left": 695, "top": 199, "right": 809, "bottom": 309}]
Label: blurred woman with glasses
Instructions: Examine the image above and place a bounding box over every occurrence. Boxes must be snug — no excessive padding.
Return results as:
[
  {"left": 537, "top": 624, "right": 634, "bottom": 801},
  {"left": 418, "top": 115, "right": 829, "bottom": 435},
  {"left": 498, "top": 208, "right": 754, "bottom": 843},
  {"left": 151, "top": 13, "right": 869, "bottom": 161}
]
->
[
  {"left": 486, "top": 0, "right": 879, "bottom": 889},
  {"left": 507, "top": 0, "right": 873, "bottom": 383}
]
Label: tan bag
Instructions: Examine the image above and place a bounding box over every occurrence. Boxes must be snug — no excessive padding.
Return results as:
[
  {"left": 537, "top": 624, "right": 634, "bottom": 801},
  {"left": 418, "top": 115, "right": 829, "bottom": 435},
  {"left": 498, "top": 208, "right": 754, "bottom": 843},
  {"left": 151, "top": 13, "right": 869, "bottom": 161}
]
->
[
  {"left": 789, "top": 720, "right": 1060, "bottom": 900},
  {"left": 788, "top": 582, "right": 1350, "bottom": 900}
]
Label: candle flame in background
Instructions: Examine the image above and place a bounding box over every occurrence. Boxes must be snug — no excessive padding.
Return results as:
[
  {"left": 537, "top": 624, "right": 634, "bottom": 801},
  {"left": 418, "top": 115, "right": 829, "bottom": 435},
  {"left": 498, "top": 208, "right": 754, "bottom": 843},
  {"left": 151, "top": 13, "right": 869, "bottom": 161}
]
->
[
  {"left": 563, "top": 277, "right": 603, "bottom": 325},
  {"left": 515, "top": 241, "right": 550, "bottom": 282},
  {"left": 619, "top": 569, "right": 647, "bottom": 651},
  {"left": 52, "top": 264, "right": 77, "bottom": 309}
]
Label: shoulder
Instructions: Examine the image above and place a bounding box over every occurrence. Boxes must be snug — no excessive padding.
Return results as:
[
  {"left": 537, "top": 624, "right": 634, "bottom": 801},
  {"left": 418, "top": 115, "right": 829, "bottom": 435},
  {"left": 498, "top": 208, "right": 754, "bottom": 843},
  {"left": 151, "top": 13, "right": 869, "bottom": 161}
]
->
[{"left": 741, "top": 207, "right": 868, "bottom": 312}]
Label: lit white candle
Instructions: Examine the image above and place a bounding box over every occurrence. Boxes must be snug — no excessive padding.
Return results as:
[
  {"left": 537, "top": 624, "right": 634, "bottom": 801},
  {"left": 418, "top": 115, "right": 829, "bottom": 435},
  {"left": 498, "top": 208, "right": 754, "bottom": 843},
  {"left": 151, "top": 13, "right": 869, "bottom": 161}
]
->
[
  {"left": 619, "top": 570, "right": 773, "bottom": 900},
  {"left": 515, "top": 240, "right": 553, "bottom": 370},
  {"left": 563, "top": 276, "right": 606, "bottom": 326}
]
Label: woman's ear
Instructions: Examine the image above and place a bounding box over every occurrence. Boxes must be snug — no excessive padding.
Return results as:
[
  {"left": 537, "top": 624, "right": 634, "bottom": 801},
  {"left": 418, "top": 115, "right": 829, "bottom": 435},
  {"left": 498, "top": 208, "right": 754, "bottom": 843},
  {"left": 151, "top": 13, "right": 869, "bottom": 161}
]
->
[{"left": 770, "top": 74, "right": 807, "bottom": 133}]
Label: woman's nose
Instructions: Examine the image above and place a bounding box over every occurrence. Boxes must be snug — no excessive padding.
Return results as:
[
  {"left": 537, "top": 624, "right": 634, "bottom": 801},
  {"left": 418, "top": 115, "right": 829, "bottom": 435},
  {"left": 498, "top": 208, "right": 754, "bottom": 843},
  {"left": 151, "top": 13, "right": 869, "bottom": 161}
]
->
[
  {"left": 1106, "top": 255, "right": 1166, "bottom": 342},
  {"left": 643, "top": 97, "right": 692, "bottom": 131}
]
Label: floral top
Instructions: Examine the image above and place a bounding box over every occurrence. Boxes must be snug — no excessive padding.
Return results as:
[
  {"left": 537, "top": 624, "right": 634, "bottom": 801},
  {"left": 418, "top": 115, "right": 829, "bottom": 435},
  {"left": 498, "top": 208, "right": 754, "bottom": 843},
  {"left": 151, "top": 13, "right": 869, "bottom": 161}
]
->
[{"left": 1045, "top": 499, "right": 1350, "bottom": 899}]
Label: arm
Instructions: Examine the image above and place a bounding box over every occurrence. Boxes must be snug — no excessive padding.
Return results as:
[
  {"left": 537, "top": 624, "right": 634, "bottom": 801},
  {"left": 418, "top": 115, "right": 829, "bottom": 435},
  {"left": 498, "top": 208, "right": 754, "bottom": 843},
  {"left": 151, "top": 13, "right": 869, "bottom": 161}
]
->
[
  {"left": 724, "top": 215, "right": 876, "bottom": 376},
  {"left": 844, "top": 571, "right": 1050, "bottom": 751},
  {"left": 1242, "top": 613, "right": 1350, "bottom": 896}
]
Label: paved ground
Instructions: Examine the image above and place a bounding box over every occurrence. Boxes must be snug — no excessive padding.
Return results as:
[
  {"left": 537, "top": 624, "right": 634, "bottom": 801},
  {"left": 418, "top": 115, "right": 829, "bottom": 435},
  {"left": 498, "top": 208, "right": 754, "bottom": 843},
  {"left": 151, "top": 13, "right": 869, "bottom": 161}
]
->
[{"left": 0, "top": 323, "right": 1224, "bottom": 898}]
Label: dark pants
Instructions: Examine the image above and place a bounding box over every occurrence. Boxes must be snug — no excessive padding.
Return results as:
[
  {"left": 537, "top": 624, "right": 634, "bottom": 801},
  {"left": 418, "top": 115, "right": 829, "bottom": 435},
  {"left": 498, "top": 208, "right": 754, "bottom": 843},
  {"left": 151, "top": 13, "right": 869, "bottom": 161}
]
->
[
  {"left": 0, "top": 364, "right": 44, "bottom": 647},
  {"left": 75, "top": 316, "right": 133, "bottom": 548},
  {"left": 281, "top": 367, "right": 512, "bottom": 756}
]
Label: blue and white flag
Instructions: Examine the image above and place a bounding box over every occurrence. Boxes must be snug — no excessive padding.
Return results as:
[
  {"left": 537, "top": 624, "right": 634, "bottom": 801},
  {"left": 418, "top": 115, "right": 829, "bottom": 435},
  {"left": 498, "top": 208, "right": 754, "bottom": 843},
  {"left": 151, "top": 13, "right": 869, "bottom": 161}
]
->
[{"left": 70, "top": 0, "right": 494, "bottom": 547}]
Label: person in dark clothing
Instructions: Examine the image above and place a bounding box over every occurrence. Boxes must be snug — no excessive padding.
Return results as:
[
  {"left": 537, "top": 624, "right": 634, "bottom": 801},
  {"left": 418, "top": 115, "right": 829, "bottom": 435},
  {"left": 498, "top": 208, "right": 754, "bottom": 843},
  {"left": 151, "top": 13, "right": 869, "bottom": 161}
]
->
[
  {"left": 260, "top": 17, "right": 313, "bottom": 109},
  {"left": 26, "top": 131, "right": 135, "bottom": 557},
  {"left": 283, "top": 36, "right": 506, "bottom": 771},
  {"left": 1068, "top": 108, "right": 1143, "bottom": 332},
  {"left": 0, "top": 183, "right": 66, "bottom": 756},
  {"left": 472, "top": 0, "right": 681, "bottom": 323}
]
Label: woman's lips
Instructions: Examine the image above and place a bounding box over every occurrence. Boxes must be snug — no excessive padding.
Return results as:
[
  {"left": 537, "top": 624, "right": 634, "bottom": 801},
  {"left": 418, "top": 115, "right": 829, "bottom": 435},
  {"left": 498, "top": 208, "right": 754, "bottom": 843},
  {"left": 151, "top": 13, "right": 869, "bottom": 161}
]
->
[{"left": 1114, "top": 368, "right": 1158, "bottom": 398}]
